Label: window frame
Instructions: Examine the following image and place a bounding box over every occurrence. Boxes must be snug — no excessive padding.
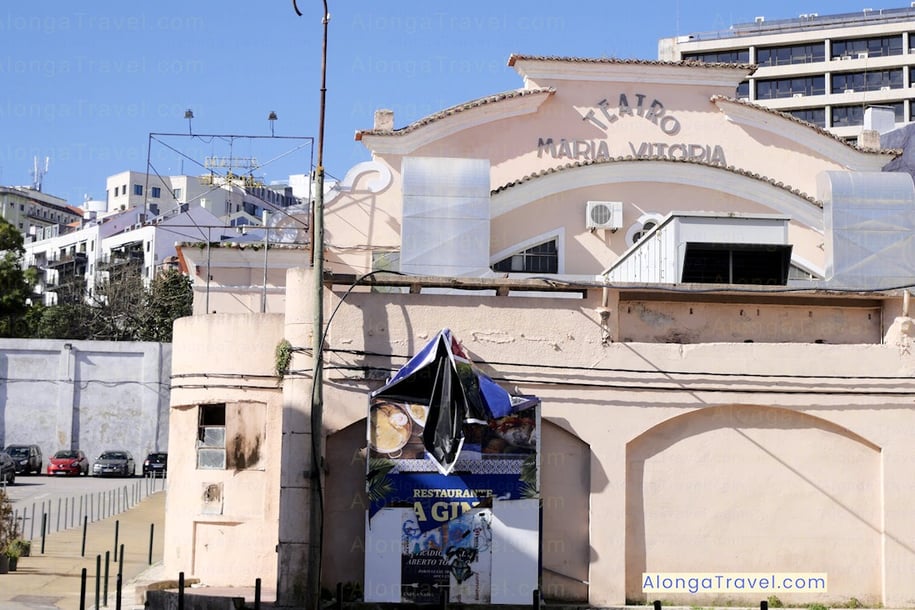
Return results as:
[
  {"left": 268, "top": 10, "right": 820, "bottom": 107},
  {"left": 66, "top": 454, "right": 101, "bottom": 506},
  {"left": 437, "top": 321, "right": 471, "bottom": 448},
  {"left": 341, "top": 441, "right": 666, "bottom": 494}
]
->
[{"left": 490, "top": 229, "right": 564, "bottom": 276}]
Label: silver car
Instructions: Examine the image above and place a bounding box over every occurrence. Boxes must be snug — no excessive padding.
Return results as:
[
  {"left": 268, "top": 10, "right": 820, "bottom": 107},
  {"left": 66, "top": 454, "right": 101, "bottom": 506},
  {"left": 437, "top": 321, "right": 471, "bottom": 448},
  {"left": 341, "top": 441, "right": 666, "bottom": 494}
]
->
[{"left": 92, "top": 450, "right": 136, "bottom": 477}]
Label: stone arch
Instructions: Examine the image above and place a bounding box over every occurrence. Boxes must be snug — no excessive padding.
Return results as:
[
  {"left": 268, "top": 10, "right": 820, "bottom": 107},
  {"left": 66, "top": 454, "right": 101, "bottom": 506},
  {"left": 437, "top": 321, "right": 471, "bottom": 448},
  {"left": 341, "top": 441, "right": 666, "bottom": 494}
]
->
[{"left": 625, "top": 405, "right": 881, "bottom": 605}]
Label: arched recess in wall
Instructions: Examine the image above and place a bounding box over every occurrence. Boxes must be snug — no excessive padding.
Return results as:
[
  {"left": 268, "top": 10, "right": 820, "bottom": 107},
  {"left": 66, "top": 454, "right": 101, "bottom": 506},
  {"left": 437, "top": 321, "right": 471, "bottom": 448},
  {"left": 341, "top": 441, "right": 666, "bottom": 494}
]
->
[
  {"left": 625, "top": 405, "right": 881, "bottom": 605},
  {"left": 321, "top": 417, "right": 592, "bottom": 603}
]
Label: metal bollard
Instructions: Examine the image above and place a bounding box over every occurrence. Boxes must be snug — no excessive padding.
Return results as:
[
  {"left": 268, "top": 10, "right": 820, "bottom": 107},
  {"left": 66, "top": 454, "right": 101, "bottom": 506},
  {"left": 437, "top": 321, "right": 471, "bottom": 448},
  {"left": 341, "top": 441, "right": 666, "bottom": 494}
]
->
[
  {"left": 113, "top": 520, "right": 119, "bottom": 561},
  {"left": 178, "top": 571, "right": 185, "bottom": 610},
  {"left": 335, "top": 582, "right": 342, "bottom": 610},
  {"left": 95, "top": 554, "right": 101, "bottom": 610},
  {"left": 761, "top": 601, "right": 769, "bottom": 610},
  {"left": 255, "top": 577, "right": 262, "bottom": 610},
  {"left": 118, "top": 544, "right": 124, "bottom": 581},
  {"left": 533, "top": 588, "right": 541, "bottom": 609},
  {"left": 116, "top": 573, "right": 123, "bottom": 610},
  {"left": 654, "top": 601, "right": 662, "bottom": 610},
  {"left": 81, "top": 515, "right": 88, "bottom": 557},
  {"left": 148, "top": 523, "right": 154, "bottom": 565},
  {"left": 40, "top": 513, "right": 47, "bottom": 554},
  {"left": 104, "top": 550, "right": 110, "bottom": 607},
  {"left": 80, "top": 567, "right": 88, "bottom": 610}
]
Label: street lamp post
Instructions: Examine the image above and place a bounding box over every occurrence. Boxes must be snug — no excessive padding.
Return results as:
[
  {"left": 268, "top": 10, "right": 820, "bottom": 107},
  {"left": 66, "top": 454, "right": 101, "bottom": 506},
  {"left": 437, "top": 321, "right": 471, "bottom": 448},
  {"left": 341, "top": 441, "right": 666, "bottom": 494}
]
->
[
  {"left": 290, "top": 2, "right": 329, "bottom": 608},
  {"left": 309, "top": 6, "right": 329, "bottom": 609},
  {"left": 183, "top": 109, "right": 194, "bottom": 135}
]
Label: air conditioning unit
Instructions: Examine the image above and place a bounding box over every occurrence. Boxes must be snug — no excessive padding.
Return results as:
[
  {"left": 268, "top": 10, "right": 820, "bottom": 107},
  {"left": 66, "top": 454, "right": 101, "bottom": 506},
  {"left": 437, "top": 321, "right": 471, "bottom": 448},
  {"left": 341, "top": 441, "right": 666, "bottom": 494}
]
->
[
  {"left": 840, "top": 55, "right": 852, "bottom": 60},
  {"left": 586, "top": 201, "right": 623, "bottom": 231},
  {"left": 755, "top": 16, "right": 765, "bottom": 23},
  {"left": 857, "top": 52, "right": 869, "bottom": 59},
  {"left": 793, "top": 92, "right": 804, "bottom": 98},
  {"left": 844, "top": 88, "right": 855, "bottom": 93},
  {"left": 880, "top": 86, "right": 891, "bottom": 91}
]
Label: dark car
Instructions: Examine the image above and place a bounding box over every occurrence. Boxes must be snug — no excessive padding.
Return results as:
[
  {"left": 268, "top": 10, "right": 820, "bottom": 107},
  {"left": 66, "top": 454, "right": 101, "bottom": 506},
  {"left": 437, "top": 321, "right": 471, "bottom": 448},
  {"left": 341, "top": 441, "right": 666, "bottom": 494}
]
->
[
  {"left": 4, "top": 444, "right": 42, "bottom": 475},
  {"left": 142, "top": 452, "right": 168, "bottom": 477},
  {"left": 0, "top": 452, "right": 16, "bottom": 485},
  {"left": 47, "top": 450, "right": 89, "bottom": 476},
  {"left": 93, "top": 450, "right": 135, "bottom": 477}
]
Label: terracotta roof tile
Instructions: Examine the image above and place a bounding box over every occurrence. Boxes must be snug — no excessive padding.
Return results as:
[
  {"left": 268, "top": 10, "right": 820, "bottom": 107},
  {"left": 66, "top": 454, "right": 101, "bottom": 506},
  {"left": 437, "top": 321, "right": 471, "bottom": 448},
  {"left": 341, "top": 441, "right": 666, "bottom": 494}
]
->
[
  {"left": 507, "top": 53, "right": 757, "bottom": 72},
  {"left": 355, "top": 88, "right": 554, "bottom": 140},
  {"left": 491, "top": 156, "right": 825, "bottom": 208},
  {"left": 711, "top": 95, "right": 901, "bottom": 156}
]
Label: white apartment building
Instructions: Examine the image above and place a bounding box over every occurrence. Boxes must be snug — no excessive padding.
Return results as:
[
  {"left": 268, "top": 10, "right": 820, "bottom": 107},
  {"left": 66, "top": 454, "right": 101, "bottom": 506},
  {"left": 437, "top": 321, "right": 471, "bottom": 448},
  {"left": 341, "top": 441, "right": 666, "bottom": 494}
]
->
[
  {"left": 106, "top": 170, "right": 301, "bottom": 223},
  {"left": 0, "top": 186, "right": 82, "bottom": 239},
  {"left": 24, "top": 168, "right": 308, "bottom": 305},
  {"left": 659, "top": 4, "right": 915, "bottom": 141},
  {"left": 24, "top": 204, "right": 233, "bottom": 305}
]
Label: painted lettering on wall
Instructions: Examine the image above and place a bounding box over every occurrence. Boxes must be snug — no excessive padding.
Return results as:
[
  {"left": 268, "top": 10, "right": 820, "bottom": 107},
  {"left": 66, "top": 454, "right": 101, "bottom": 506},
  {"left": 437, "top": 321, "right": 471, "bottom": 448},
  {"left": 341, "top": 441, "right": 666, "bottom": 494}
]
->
[
  {"left": 536, "top": 93, "right": 727, "bottom": 166},
  {"left": 581, "top": 94, "right": 681, "bottom": 135}
]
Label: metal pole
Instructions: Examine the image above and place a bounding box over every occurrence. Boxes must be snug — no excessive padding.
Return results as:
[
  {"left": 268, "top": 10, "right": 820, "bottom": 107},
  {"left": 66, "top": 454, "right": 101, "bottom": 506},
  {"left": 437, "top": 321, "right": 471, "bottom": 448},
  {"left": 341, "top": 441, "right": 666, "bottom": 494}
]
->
[
  {"left": 80, "top": 567, "right": 87, "bottom": 610},
  {"left": 309, "top": 5, "right": 330, "bottom": 609},
  {"left": 95, "top": 554, "right": 101, "bottom": 610},
  {"left": 81, "top": 515, "right": 88, "bottom": 557},
  {"left": 261, "top": 212, "right": 269, "bottom": 313},
  {"left": 40, "top": 513, "right": 47, "bottom": 554},
  {"left": 178, "top": 571, "right": 185, "bottom": 610},
  {"left": 104, "top": 550, "right": 110, "bottom": 607},
  {"left": 148, "top": 523, "right": 154, "bottom": 565},
  {"left": 114, "top": 520, "right": 119, "bottom": 561},
  {"left": 205, "top": 227, "right": 211, "bottom": 312},
  {"left": 118, "top": 544, "right": 124, "bottom": 579}
]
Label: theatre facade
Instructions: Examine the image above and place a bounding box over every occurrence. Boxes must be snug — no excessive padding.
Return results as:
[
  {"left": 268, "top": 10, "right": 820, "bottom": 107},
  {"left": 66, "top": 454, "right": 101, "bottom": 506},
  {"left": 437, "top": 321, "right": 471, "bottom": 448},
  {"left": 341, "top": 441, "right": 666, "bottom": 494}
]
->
[{"left": 166, "top": 56, "right": 915, "bottom": 607}]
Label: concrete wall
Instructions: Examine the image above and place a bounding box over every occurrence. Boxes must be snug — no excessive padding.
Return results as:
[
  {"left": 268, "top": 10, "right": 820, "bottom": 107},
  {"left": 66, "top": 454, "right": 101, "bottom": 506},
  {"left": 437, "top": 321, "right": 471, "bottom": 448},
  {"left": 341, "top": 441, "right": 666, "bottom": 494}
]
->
[
  {"left": 0, "top": 339, "right": 171, "bottom": 471},
  {"left": 163, "top": 268, "right": 915, "bottom": 607}
]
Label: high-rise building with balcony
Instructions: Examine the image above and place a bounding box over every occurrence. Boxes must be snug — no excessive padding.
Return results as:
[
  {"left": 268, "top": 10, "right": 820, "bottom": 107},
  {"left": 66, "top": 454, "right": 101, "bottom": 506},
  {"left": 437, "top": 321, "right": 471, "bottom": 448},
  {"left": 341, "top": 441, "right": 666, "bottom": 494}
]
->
[{"left": 659, "top": 5, "right": 915, "bottom": 142}]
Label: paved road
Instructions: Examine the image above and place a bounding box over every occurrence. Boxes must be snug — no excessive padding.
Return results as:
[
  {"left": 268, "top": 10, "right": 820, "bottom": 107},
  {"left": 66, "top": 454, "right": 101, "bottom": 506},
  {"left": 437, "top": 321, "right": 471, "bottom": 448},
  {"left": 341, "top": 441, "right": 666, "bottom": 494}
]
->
[{"left": 0, "top": 488, "right": 165, "bottom": 610}]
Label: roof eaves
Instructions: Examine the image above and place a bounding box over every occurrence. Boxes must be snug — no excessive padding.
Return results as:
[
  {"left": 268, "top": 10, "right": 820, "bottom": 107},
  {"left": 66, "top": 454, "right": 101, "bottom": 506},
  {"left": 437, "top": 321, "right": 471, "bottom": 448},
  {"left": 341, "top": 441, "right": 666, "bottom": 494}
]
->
[
  {"left": 711, "top": 95, "right": 902, "bottom": 157},
  {"left": 354, "top": 87, "right": 554, "bottom": 141},
  {"left": 491, "top": 156, "right": 824, "bottom": 208}
]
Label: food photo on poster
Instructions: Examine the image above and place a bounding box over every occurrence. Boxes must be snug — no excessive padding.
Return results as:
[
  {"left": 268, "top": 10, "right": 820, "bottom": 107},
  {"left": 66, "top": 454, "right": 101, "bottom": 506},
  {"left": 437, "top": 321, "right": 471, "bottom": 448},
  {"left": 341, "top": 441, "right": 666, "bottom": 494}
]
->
[{"left": 364, "top": 329, "right": 542, "bottom": 604}]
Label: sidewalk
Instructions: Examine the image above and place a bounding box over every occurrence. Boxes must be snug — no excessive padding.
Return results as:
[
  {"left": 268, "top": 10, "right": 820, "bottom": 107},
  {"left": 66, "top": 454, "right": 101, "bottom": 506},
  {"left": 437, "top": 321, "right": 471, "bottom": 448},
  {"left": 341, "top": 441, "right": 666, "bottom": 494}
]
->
[{"left": 0, "top": 490, "right": 166, "bottom": 610}]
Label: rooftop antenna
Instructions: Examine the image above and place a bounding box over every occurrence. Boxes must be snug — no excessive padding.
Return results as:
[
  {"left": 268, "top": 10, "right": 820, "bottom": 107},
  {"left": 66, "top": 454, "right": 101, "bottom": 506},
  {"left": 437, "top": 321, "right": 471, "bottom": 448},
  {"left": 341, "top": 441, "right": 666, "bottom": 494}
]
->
[{"left": 31, "top": 156, "right": 49, "bottom": 191}]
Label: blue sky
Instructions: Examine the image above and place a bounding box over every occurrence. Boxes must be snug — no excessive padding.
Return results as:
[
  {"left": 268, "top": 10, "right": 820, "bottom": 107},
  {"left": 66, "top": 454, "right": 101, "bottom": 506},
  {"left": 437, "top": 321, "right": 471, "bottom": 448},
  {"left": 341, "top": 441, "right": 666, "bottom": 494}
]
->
[{"left": 0, "top": 1, "right": 902, "bottom": 205}]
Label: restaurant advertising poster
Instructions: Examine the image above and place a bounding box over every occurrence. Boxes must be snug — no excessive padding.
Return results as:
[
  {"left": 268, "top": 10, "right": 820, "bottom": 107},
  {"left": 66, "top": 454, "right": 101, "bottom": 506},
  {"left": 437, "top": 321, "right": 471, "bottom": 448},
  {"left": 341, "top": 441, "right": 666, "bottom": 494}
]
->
[{"left": 364, "top": 329, "right": 541, "bottom": 604}]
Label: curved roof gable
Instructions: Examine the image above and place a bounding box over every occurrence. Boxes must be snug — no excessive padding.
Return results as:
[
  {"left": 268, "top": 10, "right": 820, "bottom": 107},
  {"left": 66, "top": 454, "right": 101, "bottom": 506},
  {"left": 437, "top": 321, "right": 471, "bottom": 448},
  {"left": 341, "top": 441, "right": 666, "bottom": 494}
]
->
[
  {"left": 508, "top": 54, "right": 755, "bottom": 87},
  {"left": 712, "top": 96, "right": 899, "bottom": 171},
  {"left": 355, "top": 88, "right": 553, "bottom": 155},
  {"left": 491, "top": 157, "right": 826, "bottom": 231}
]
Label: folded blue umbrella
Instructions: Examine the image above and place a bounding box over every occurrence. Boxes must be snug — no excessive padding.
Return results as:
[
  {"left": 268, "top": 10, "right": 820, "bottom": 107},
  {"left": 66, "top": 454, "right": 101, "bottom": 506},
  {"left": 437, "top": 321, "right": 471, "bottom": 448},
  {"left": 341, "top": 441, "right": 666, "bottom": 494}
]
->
[{"left": 371, "top": 328, "right": 519, "bottom": 475}]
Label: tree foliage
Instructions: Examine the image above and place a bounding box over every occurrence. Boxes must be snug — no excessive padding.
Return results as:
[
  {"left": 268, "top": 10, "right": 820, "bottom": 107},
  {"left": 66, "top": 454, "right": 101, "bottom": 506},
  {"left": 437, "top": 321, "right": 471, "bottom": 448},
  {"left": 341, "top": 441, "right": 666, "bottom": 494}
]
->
[
  {"left": 25, "top": 266, "right": 193, "bottom": 342},
  {"left": 139, "top": 268, "right": 193, "bottom": 342},
  {"left": 2, "top": 218, "right": 193, "bottom": 342},
  {"left": 0, "top": 218, "right": 33, "bottom": 337}
]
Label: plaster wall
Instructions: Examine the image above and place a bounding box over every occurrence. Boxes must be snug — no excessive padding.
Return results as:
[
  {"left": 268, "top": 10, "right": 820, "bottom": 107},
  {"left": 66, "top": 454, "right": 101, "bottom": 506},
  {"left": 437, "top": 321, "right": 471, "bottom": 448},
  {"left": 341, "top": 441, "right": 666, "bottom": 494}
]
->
[
  {"left": 0, "top": 339, "right": 171, "bottom": 468},
  {"left": 165, "top": 269, "right": 915, "bottom": 606},
  {"left": 165, "top": 314, "right": 285, "bottom": 587}
]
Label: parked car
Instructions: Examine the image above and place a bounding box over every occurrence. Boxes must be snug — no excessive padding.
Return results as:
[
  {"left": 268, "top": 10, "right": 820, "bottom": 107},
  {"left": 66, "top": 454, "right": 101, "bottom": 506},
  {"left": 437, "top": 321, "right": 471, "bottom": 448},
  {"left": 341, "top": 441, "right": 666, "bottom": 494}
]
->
[
  {"left": 0, "top": 451, "right": 16, "bottom": 485},
  {"left": 142, "top": 452, "right": 168, "bottom": 477},
  {"left": 4, "top": 444, "right": 42, "bottom": 475},
  {"left": 47, "top": 450, "right": 89, "bottom": 476},
  {"left": 93, "top": 450, "right": 135, "bottom": 477}
]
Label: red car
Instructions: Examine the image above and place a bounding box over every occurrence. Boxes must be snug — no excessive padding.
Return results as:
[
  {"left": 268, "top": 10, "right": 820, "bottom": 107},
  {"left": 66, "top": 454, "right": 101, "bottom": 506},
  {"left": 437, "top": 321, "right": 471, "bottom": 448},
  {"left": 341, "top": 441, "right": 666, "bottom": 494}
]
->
[{"left": 47, "top": 450, "right": 89, "bottom": 476}]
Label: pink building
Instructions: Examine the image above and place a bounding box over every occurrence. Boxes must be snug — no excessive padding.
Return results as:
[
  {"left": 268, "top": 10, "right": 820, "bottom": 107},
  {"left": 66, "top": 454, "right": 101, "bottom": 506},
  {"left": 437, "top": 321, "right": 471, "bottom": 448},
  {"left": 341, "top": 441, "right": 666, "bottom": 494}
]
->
[{"left": 167, "top": 56, "right": 915, "bottom": 608}]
